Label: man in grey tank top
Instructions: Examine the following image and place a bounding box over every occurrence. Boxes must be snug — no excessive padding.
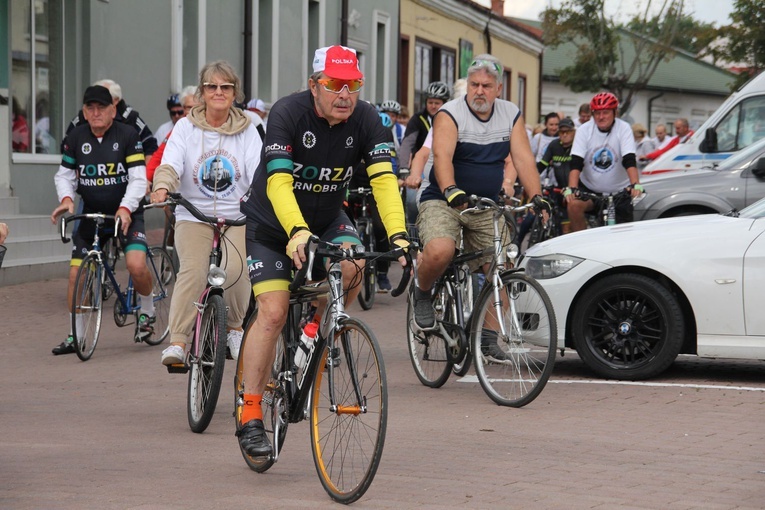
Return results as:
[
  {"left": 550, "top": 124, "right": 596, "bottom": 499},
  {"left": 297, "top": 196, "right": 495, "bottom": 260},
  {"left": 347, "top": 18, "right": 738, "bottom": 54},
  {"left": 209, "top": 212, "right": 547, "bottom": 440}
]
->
[{"left": 411, "top": 54, "right": 545, "bottom": 358}]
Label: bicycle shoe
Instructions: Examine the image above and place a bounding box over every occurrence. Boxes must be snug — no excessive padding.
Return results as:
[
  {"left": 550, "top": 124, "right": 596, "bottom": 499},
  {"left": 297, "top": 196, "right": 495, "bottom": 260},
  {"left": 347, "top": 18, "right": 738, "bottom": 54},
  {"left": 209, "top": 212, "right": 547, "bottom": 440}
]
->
[
  {"left": 236, "top": 419, "right": 272, "bottom": 457},
  {"left": 412, "top": 287, "right": 435, "bottom": 329},
  {"left": 480, "top": 329, "right": 509, "bottom": 361},
  {"left": 52, "top": 335, "right": 76, "bottom": 355},
  {"left": 136, "top": 314, "right": 156, "bottom": 341}
]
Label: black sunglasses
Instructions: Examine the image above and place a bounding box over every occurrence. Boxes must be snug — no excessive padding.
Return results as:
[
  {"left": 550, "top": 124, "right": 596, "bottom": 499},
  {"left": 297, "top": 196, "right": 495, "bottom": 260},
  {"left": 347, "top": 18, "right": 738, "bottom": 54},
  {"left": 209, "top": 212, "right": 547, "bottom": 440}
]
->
[{"left": 170, "top": 109, "right": 184, "bottom": 117}]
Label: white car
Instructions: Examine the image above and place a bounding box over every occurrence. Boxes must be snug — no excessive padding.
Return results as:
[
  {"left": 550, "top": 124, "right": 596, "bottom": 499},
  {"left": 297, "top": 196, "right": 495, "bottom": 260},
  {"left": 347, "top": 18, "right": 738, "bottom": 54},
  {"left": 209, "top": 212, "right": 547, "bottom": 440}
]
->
[{"left": 519, "top": 200, "right": 765, "bottom": 380}]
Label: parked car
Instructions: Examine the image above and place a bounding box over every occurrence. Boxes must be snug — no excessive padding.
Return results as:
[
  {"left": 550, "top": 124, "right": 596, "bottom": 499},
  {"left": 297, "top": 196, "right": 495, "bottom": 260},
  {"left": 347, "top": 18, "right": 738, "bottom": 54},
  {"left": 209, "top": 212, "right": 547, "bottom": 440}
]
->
[
  {"left": 635, "top": 136, "right": 765, "bottom": 221},
  {"left": 643, "top": 71, "right": 765, "bottom": 176},
  {"left": 519, "top": 199, "right": 765, "bottom": 380}
]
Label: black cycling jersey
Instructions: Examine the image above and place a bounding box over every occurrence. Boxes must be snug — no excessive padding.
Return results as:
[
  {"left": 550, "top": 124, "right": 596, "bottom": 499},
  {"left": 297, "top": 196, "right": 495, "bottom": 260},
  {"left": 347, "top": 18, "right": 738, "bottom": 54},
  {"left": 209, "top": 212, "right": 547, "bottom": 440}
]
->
[
  {"left": 537, "top": 139, "right": 573, "bottom": 187},
  {"left": 240, "top": 90, "right": 400, "bottom": 241},
  {"left": 61, "top": 122, "right": 145, "bottom": 215}
]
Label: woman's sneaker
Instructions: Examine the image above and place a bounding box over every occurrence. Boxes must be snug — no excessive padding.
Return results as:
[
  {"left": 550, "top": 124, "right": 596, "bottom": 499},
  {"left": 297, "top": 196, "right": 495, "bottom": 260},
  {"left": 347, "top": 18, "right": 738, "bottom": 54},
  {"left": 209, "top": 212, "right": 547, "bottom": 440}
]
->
[
  {"left": 227, "top": 329, "right": 243, "bottom": 360},
  {"left": 52, "top": 336, "right": 76, "bottom": 355},
  {"left": 161, "top": 344, "right": 185, "bottom": 365}
]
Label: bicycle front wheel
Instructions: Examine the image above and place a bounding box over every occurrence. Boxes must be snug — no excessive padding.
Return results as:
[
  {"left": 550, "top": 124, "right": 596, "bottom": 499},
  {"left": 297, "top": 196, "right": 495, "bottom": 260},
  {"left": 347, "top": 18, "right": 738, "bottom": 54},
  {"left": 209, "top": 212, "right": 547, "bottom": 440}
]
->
[
  {"left": 405, "top": 281, "right": 452, "bottom": 388},
  {"left": 187, "top": 293, "right": 227, "bottom": 433},
  {"left": 72, "top": 254, "right": 104, "bottom": 361},
  {"left": 143, "top": 247, "right": 175, "bottom": 345},
  {"left": 310, "top": 318, "right": 387, "bottom": 504},
  {"left": 471, "top": 272, "right": 557, "bottom": 407}
]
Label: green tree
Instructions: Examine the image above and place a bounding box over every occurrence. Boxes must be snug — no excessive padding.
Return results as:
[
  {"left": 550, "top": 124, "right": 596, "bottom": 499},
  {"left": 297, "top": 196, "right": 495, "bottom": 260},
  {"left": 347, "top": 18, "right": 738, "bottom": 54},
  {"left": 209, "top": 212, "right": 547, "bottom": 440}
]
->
[
  {"left": 542, "top": 0, "right": 686, "bottom": 115},
  {"left": 717, "top": 0, "right": 765, "bottom": 89},
  {"left": 626, "top": 14, "right": 718, "bottom": 57}
]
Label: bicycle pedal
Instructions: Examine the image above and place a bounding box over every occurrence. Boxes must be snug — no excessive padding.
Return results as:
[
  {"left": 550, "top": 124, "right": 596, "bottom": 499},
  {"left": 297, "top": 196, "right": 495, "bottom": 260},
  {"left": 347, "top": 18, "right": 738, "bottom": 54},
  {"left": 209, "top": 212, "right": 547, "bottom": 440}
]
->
[{"left": 166, "top": 363, "right": 189, "bottom": 374}]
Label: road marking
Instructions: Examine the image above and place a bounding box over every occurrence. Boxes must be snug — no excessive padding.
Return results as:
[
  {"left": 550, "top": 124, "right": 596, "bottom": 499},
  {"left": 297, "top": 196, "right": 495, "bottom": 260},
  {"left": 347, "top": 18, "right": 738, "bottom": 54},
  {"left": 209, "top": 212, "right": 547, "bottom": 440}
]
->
[
  {"left": 549, "top": 379, "right": 765, "bottom": 392},
  {"left": 456, "top": 376, "right": 765, "bottom": 391}
]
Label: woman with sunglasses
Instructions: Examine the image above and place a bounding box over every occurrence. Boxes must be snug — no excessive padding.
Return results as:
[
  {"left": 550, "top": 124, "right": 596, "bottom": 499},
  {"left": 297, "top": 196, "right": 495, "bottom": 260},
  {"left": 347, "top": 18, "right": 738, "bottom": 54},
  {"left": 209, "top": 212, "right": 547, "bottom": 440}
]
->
[{"left": 150, "top": 61, "right": 263, "bottom": 367}]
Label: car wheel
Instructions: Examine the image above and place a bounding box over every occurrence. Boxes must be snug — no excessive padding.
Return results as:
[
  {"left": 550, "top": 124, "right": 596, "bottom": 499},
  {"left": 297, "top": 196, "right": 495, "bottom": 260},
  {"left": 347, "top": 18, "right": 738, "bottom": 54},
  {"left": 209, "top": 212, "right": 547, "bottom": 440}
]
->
[{"left": 571, "top": 273, "right": 684, "bottom": 380}]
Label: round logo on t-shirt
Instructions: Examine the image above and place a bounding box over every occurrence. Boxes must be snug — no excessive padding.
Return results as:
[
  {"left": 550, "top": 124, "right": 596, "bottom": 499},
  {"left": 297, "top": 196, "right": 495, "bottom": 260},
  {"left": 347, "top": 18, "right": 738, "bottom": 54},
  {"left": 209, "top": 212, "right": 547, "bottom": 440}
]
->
[
  {"left": 592, "top": 147, "right": 614, "bottom": 172},
  {"left": 198, "top": 155, "right": 235, "bottom": 194}
]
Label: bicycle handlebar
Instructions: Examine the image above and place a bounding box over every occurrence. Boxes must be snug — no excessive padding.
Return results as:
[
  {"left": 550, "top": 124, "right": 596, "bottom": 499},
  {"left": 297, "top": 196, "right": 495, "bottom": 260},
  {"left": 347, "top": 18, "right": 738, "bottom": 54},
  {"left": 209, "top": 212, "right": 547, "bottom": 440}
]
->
[
  {"left": 288, "top": 235, "right": 416, "bottom": 297},
  {"left": 59, "top": 213, "right": 121, "bottom": 244},
  {"left": 148, "top": 192, "right": 246, "bottom": 227}
]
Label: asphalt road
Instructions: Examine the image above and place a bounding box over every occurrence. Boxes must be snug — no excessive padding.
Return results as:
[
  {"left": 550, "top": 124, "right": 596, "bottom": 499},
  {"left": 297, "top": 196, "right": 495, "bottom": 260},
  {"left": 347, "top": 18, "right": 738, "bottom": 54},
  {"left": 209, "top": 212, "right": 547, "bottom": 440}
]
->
[{"left": 2, "top": 270, "right": 764, "bottom": 509}]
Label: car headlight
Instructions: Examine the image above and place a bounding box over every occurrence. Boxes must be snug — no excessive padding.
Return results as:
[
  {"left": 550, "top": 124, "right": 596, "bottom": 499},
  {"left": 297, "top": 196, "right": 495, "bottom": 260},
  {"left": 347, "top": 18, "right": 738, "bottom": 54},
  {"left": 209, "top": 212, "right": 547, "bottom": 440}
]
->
[
  {"left": 525, "top": 254, "right": 584, "bottom": 279},
  {"left": 207, "top": 266, "right": 227, "bottom": 287}
]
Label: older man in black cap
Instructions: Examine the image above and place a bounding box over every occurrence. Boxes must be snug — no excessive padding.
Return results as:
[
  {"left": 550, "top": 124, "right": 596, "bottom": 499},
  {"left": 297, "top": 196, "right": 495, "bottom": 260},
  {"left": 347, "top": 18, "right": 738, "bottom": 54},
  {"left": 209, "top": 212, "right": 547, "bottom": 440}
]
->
[{"left": 50, "top": 85, "right": 154, "bottom": 355}]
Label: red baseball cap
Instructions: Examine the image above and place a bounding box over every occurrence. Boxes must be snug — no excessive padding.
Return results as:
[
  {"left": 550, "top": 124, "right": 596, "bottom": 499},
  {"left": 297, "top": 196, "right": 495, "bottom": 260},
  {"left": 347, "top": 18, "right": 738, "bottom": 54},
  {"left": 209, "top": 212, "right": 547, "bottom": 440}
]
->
[{"left": 312, "top": 45, "right": 363, "bottom": 80}]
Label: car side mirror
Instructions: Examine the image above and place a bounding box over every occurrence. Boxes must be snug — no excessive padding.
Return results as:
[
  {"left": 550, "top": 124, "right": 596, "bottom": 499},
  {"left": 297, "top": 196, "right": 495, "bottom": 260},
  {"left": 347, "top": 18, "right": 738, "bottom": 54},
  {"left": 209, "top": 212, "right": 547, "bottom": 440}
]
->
[
  {"left": 700, "top": 128, "right": 717, "bottom": 153},
  {"left": 752, "top": 157, "right": 765, "bottom": 178}
]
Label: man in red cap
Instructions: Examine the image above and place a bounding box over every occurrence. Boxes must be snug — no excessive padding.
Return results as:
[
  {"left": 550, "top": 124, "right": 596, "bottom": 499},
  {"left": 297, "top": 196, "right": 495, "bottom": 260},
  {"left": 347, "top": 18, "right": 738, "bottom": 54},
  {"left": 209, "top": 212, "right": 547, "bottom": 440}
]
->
[{"left": 236, "top": 45, "right": 410, "bottom": 457}]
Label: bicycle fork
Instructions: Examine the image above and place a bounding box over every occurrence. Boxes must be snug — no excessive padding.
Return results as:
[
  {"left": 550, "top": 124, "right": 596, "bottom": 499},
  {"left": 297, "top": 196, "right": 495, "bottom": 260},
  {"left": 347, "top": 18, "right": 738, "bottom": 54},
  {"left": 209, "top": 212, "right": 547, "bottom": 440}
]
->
[{"left": 322, "top": 262, "right": 367, "bottom": 416}]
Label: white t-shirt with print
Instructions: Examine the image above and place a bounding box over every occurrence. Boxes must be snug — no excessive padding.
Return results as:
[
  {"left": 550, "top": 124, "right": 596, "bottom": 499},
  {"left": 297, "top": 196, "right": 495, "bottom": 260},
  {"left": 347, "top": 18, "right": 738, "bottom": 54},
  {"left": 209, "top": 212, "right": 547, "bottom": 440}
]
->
[{"left": 571, "top": 118, "right": 636, "bottom": 193}]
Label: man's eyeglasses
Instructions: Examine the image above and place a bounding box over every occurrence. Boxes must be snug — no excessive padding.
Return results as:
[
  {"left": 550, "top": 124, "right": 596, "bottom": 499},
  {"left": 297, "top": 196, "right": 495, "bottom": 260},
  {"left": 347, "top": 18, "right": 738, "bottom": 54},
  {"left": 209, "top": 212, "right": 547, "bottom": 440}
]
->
[
  {"left": 317, "top": 78, "right": 364, "bottom": 94},
  {"left": 470, "top": 59, "right": 503, "bottom": 75},
  {"left": 203, "top": 82, "right": 235, "bottom": 93},
  {"left": 170, "top": 109, "right": 184, "bottom": 117}
]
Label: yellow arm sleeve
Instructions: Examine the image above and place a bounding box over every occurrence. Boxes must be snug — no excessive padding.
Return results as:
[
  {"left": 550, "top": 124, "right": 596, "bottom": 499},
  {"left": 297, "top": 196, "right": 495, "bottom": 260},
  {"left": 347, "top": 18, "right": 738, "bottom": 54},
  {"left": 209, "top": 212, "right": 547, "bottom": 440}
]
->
[
  {"left": 367, "top": 162, "right": 407, "bottom": 239},
  {"left": 266, "top": 172, "right": 309, "bottom": 236}
]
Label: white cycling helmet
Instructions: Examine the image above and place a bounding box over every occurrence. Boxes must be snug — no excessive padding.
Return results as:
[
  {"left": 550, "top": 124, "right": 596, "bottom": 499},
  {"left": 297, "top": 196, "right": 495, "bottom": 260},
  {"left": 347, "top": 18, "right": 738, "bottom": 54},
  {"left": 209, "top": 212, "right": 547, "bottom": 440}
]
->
[
  {"left": 425, "top": 81, "right": 450, "bottom": 102},
  {"left": 380, "top": 100, "right": 401, "bottom": 114}
]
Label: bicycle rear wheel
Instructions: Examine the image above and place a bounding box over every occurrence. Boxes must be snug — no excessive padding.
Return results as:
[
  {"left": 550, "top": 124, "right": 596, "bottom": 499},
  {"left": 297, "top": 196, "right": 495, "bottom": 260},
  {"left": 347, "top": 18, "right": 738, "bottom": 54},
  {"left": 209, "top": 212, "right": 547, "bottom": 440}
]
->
[
  {"left": 310, "top": 318, "right": 387, "bottom": 504},
  {"left": 142, "top": 247, "right": 175, "bottom": 345},
  {"left": 187, "top": 293, "right": 227, "bottom": 433},
  {"left": 471, "top": 272, "right": 557, "bottom": 407},
  {"left": 235, "top": 310, "right": 289, "bottom": 473},
  {"left": 72, "top": 254, "right": 104, "bottom": 361},
  {"left": 405, "top": 281, "right": 452, "bottom": 388},
  {"left": 356, "top": 225, "right": 376, "bottom": 310}
]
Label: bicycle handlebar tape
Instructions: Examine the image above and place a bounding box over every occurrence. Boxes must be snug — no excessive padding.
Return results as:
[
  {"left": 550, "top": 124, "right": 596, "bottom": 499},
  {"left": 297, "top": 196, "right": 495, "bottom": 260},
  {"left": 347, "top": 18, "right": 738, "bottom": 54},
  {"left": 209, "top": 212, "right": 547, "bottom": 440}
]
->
[{"left": 444, "top": 185, "right": 468, "bottom": 209}]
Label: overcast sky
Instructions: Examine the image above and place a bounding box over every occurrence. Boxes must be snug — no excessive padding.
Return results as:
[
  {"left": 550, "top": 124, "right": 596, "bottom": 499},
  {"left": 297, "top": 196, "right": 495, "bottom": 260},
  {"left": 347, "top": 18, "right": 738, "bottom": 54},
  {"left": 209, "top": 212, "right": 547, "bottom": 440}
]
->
[{"left": 474, "top": 0, "right": 735, "bottom": 26}]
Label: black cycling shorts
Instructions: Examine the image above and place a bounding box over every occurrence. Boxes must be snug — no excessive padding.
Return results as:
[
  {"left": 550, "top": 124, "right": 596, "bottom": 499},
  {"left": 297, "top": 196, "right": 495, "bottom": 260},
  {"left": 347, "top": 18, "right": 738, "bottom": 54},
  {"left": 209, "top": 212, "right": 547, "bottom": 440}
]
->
[
  {"left": 70, "top": 213, "right": 147, "bottom": 264},
  {"left": 246, "top": 212, "right": 361, "bottom": 296},
  {"left": 578, "top": 182, "right": 633, "bottom": 224}
]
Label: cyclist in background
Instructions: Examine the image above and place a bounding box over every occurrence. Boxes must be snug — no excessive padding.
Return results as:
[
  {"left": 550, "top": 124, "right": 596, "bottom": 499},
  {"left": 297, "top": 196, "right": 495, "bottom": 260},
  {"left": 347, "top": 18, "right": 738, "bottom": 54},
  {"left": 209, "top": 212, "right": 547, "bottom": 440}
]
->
[
  {"left": 50, "top": 85, "right": 153, "bottom": 355},
  {"left": 564, "top": 92, "right": 643, "bottom": 232},
  {"left": 347, "top": 111, "right": 397, "bottom": 292},
  {"left": 530, "top": 112, "right": 560, "bottom": 163},
  {"left": 154, "top": 94, "right": 183, "bottom": 146},
  {"left": 380, "top": 100, "right": 405, "bottom": 151},
  {"left": 237, "top": 45, "right": 409, "bottom": 457}
]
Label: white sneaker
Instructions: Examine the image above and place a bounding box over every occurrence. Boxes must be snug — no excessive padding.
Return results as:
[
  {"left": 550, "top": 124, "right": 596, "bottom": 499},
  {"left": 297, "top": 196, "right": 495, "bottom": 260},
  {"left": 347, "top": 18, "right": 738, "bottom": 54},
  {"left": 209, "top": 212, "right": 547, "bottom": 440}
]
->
[
  {"left": 227, "top": 329, "right": 243, "bottom": 360},
  {"left": 161, "top": 344, "right": 185, "bottom": 366}
]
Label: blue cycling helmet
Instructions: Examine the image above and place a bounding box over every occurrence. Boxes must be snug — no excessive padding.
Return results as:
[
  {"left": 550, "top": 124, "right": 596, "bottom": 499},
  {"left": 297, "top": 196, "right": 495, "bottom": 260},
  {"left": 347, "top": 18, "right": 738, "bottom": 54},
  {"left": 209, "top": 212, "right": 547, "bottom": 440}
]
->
[
  {"left": 378, "top": 112, "right": 393, "bottom": 129},
  {"left": 166, "top": 94, "right": 181, "bottom": 110}
]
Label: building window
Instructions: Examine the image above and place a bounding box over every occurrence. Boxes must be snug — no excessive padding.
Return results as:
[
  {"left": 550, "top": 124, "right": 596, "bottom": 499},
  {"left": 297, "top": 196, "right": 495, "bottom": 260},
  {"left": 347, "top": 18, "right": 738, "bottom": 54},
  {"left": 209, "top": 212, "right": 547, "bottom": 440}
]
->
[
  {"left": 518, "top": 74, "right": 527, "bottom": 118},
  {"left": 10, "top": 0, "right": 64, "bottom": 154},
  {"left": 413, "top": 40, "right": 455, "bottom": 112}
]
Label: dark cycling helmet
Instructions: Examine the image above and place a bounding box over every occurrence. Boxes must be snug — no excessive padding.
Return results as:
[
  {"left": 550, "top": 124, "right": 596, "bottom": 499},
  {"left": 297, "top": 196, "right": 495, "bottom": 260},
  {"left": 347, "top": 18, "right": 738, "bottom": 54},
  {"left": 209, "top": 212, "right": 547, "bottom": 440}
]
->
[
  {"left": 425, "top": 81, "right": 450, "bottom": 102},
  {"left": 166, "top": 94, "right": 181, "bottom": 110},
  {"left": 590, "top": 92, "right": 619, "bottom": 111},
  {"left": 380, "top": 100, "right": 401, "bottom": 114},
  {"left": 378, "top": 112, "right": 393, "bottom": 129}
]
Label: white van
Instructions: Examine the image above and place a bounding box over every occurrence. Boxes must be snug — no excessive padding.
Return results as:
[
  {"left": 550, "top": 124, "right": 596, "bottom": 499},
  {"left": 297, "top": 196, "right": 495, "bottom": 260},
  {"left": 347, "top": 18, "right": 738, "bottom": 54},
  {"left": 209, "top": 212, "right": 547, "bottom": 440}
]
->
[{"left": 643, "top": 71, "right": 765, "bottom": 176}]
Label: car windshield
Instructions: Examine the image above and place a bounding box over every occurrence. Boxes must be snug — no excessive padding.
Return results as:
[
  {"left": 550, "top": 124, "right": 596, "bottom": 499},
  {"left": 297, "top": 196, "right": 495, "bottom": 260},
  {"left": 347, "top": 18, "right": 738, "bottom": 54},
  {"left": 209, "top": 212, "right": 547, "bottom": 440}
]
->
[
  {"left": 714, "top": 136, "right": 765, "bottom": 171},
  {"left": 739, "top": 197, "right": 765, "bottom": 218}
]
